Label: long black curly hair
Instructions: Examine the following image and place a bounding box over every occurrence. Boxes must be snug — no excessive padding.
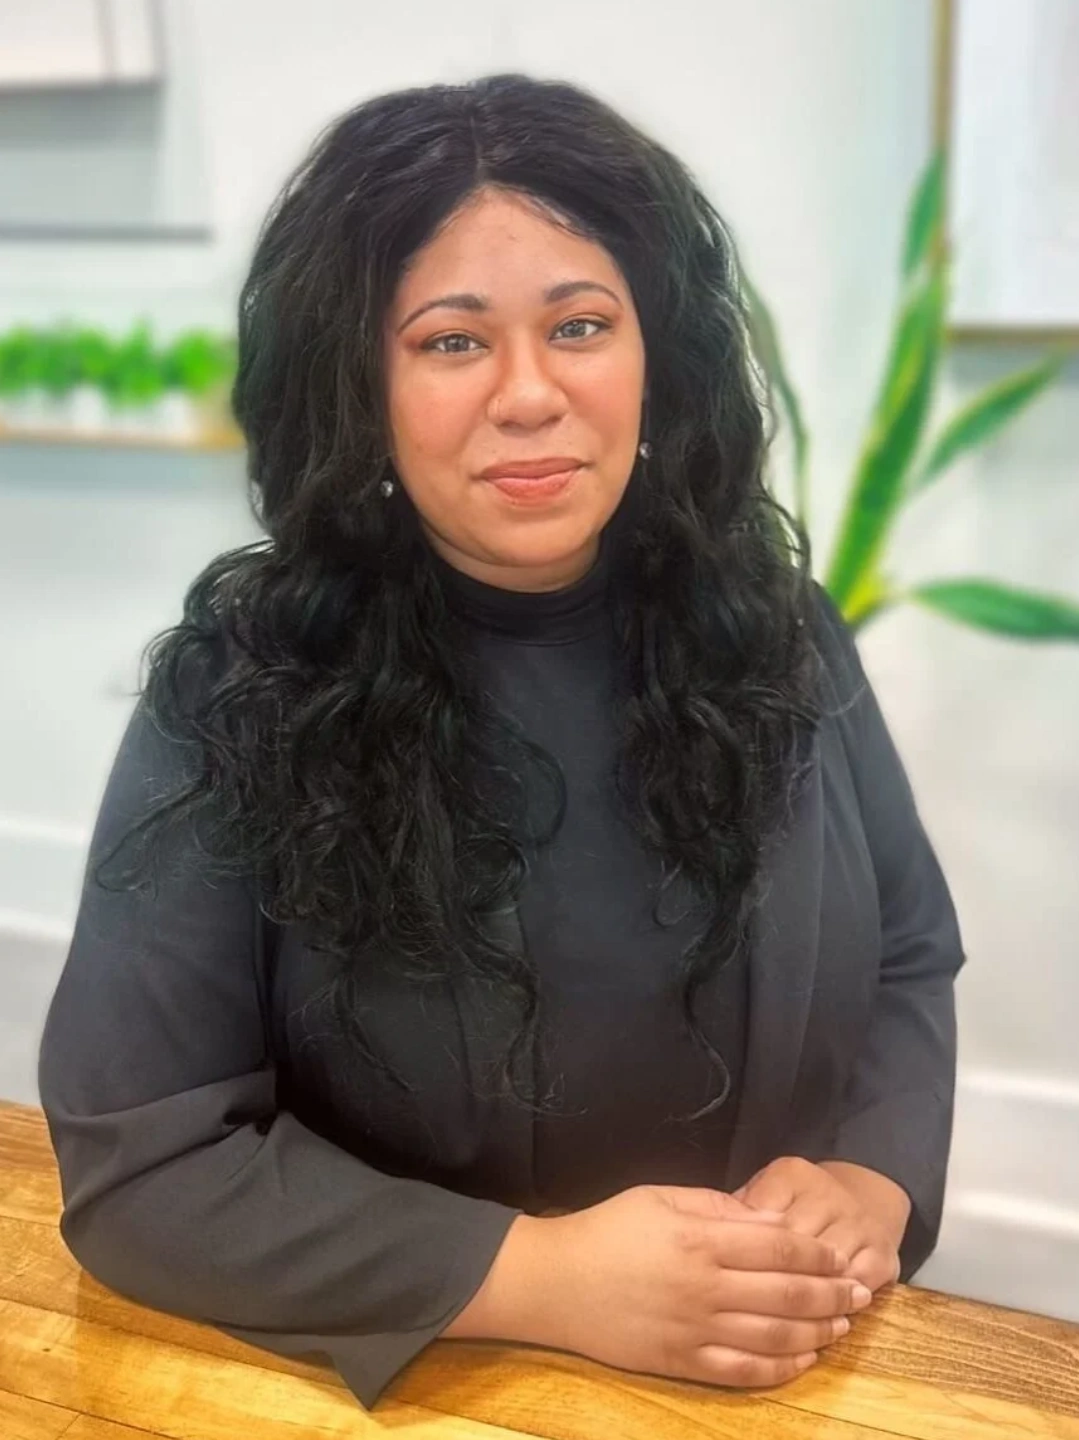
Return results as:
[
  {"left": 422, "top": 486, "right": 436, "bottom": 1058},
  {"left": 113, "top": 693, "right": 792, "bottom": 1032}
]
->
[{"left": 99, "top": 72, "right": 825, "bottom": 1122}]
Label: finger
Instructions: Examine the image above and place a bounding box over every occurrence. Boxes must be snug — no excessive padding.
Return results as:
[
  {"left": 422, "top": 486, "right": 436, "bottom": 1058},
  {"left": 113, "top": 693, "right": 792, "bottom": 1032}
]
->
[
  {"left": 717, "top": 1269, "right": 874, "bottom": 1321},
  {"left": 816, "top": 1221, "right": 869, "bottom": 1276},
  {"left": 707, "top": 1222, "right": 848, "bottom": 1277},
  {"left": 846, "top": 1246, "right": 899, "bottom": 1293},
  {"left": 726, "top": 1206, "right": 788, "bottom": 1224},
  {"left": 738, "top": 1175, "right": 797, "bottom": 1214},
  {"left": 690, "top": 1345, "right": 819, "bottom": 1389},
  {"left": 783, "top": 1196, "right": 846, "bottom": 1236},
  {"left": 816, "top": 1221, "right": 898, "bottom": 1291},
  {"left": 705, "top": 1310, "right": 851, "bottom": 1357},
  {"left": 656, "top": 1186, "right": 786, "bottom": 1225}
]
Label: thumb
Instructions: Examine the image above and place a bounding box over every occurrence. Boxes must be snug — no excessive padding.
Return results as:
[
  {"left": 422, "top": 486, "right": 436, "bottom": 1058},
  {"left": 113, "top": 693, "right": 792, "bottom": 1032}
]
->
[{"left": 652, "top": 1185, "right": 786, "bottom": 1224}]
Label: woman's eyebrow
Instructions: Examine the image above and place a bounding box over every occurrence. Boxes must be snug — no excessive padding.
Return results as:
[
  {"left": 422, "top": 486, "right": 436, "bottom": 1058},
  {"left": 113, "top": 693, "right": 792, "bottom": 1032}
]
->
[{"left": 396, "top": 279, "right": 622, "bottom": 335}]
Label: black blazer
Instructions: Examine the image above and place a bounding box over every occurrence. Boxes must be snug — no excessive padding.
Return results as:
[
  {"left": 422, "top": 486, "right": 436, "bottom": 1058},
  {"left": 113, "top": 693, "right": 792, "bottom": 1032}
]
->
[{"left": 37, "top": 583, "right": 966, "bottom": 1409}]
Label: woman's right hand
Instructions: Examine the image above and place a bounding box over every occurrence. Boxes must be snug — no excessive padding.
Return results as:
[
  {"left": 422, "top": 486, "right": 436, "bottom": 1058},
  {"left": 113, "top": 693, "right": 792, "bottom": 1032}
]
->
[{"left": 447, "top": 1183, "right": 873, "bottom": 1388}]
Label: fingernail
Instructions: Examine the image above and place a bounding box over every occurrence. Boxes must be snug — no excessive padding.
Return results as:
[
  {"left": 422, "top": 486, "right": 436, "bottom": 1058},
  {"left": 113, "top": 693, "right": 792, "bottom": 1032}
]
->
[
  {"left": 832, "top": 1316, "right": 851, "bottom": 1338},
  {"left": 851, "top": 1284, "right": 873, "bottom": 1309},
  {"left": 795, "top": 1352, "right": 818, "bottom": 1370}
]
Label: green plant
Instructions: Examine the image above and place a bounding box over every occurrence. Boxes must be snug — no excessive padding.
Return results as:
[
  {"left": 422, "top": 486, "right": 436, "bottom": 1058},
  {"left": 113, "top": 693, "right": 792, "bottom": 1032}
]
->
[
  {"left": 69, "top": 327, "right": 113, "bottom": 389},
  {"left": 0, "top": 326, "right": 46, "bottom": 396},
  {"left": 0, "top": 323, "right": 113, "bottom": 398},
  {"left": 102, "top": 320, "right": 166, "bottom": 407},
  {"left": 161, "top": 330, "right": 236, "bottom": 396},
  {"left": 0, "top": 321, "right": 239, "bottom": 409},
  {"left": 40, "top": 324, "right": 85, "bottom": 397},
  {"left": 742, "top": 149, "right": 1079, "bottom": 642}
]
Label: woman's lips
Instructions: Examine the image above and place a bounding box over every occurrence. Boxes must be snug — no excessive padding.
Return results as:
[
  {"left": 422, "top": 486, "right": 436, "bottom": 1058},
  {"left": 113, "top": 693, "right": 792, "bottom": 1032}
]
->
[{"left": 483, "top": 466, "right": 581, "bottom": 502}]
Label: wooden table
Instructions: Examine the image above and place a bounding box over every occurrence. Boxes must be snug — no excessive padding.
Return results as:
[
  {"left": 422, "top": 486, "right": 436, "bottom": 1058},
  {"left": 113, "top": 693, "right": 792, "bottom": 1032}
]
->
[{"left": 2, "top": 1100, "right": 1078, "bottom": 1440}]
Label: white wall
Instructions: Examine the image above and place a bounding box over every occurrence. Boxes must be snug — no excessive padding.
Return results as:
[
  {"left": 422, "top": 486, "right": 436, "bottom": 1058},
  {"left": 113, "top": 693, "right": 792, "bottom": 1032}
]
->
[{"left": 2, "top": 0, "right": 1077, "bottom": 1315}]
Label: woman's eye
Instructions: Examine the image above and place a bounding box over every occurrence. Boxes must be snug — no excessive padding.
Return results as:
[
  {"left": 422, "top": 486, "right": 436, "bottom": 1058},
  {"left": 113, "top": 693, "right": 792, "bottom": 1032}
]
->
[
  {"left": 554, "top": 317, "right": 609, "bottom": 341},
  {"left": 423, "top": 333, "right": 479, "bottom": 355},
  {"left": 421, "top": 318, "right": 610, "bottom": 354}
]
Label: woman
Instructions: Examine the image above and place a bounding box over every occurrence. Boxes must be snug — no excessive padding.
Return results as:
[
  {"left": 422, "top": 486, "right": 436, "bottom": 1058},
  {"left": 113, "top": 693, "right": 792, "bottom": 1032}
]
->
[{"left": 38, "top": 72, "right": 965, "bottom": 1411}]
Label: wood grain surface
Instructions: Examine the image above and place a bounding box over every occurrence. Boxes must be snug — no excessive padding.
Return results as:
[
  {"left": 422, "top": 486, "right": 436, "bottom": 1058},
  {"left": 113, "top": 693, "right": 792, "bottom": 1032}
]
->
[{"left": 2, "top": 1099, "right": 1077, "bottom": 1439}]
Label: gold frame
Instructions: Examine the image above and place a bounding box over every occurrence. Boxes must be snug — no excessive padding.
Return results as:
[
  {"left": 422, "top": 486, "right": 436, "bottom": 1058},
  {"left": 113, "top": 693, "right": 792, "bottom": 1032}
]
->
[{"left": 933, "top": 0, "right": 1079, "bottom": 346}]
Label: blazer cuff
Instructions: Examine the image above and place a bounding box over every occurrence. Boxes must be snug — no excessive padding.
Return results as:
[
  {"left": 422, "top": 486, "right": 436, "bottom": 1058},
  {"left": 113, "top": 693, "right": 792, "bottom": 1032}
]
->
[
  {"left": 816, "top": 1106, "right": 947, "bottom": 1280},
  {"left": 218, "top": 1201, "right": 522, "bottom": 1409}
]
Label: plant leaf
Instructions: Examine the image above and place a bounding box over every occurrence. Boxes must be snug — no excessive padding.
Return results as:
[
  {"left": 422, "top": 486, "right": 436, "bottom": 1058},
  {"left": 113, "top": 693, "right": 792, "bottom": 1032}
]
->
[
  {"left": 870, "top": 242, "right": 950, "bottom": 433},
  {"left": 841, "top": 569, "right": 896, "bottom": 627},
  {"left": 864, "top": 147, "right": 946, "bottom": 437},
  {"left": 740, "top": 267, "right": 811, "bottom": 529},
  {"left": 907, "top": 354, "right": 1070, "bottom": 496},
  {"left": 828, "top": 569, "right": 899, "bottom": 633},
  {"left": 826, "top": 262, "right": 947, "bottom": 606},
  {"left": 909, "top": 578, "right": 1079, "bottom": 640},
  {"left": 902, "top": 149, "right": 945, "bottom": 280}
]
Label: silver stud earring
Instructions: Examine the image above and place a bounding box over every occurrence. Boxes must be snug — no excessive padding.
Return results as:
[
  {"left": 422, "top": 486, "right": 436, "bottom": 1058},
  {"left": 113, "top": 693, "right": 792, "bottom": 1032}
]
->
[
  {"left": 638, "top": 440, "right": 652, "bottom": 460},
  {"left": 379, "top": 478, "right": 395, "bottom": 498}
]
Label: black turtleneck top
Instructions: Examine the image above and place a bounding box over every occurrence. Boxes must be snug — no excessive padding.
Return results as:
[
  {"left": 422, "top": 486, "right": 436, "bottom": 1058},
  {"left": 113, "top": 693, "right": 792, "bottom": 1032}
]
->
[{"left": 425, "top": 531, "right": 748, "bottom": 1206}]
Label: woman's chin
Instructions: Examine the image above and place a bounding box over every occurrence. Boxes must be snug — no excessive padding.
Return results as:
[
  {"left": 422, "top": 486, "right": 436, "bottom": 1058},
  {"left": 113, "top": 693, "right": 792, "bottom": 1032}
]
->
[
  {"left": 479, "top": 531, "right": 601, "bottom": 583},
  {"left": 421, "top": 511, "right": 605, "bottom": 588}
]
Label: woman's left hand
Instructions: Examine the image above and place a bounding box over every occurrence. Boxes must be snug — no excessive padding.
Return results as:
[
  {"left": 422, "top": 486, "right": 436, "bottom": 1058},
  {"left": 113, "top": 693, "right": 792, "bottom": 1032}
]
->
[{"left": 733, "top": 1157, "right": 911, "bottom": 1294}]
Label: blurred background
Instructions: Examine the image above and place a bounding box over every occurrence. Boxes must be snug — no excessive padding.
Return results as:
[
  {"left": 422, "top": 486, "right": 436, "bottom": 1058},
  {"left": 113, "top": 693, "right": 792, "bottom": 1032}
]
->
[{"left": 1, "top": 0, "right": 1077, "bottom": 1321}]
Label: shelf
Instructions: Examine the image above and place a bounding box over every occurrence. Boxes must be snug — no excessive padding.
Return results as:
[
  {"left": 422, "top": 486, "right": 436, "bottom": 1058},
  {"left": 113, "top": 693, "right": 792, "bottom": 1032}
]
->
[{"left": 0, "top": 423, "right": 243, "bottom": 453}]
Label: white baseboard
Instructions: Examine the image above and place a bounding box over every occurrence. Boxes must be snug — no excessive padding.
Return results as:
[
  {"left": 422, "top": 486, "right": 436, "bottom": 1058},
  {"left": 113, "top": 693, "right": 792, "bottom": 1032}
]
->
[
  {"left": 0, "top": 920, "right": 70, "bottom": 1107},
  {"left": 0, "top": 813, "right": 87, "bottom": 925},
  {"left": 914, "top": 1068, "right": 1079, "bottom": 1321}
]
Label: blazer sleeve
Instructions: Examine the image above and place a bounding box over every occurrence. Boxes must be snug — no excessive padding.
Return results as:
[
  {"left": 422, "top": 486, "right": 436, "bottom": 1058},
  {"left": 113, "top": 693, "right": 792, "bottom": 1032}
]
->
[
  {"left": 809, "top": 583, "right": 967, "bottom": 1280},
  {"left": 37, "top": 683, "right": 522, "bottom": 1411}
]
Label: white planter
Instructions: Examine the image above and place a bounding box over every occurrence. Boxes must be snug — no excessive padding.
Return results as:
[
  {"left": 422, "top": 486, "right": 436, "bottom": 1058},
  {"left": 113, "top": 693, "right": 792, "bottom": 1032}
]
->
[
  {"left": 65, "top": 385, "right": 111, "bottom": 434},
  {"left": 101, "top": 394, "right": 202, "bottom": 440},
  {"left": 147, "top": 390, "right": 201, "bottom": 440},
  {"left": 106, "top": 402, "right": 152, "bottom": 436},
  {"left": 1, "top": 389, "right": 65, "bottom": 431},
  {"left": 0, "top": 387, "right": 223, "bottom": 445}
]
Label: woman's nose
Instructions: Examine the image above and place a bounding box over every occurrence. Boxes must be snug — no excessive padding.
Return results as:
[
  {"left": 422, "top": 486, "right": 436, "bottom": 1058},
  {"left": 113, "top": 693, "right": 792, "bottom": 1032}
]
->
[{"left": 488, "top": 344, "right": 567, "bottom": 424}]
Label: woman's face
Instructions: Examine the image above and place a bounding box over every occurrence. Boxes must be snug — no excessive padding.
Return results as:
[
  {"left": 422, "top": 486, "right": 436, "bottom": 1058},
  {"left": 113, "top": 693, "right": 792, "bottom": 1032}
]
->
[{"left": 383, "top": 186, "right": 647, "bottom": 591}]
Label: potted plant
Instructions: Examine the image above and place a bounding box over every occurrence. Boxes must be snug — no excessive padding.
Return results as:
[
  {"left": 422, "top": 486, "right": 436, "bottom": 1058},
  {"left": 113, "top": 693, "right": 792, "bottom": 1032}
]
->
[
  {"left": 741, "top": 148, "right": 1079, "bottom": 644},
  {"left": 38, "top": 324, "right": 85, "bottom": 428},
  {"left": 0, "top": 327, "right": 51, "bottom": 430},
  {"left": 101, "top": 321, "right": 166, "bottom": 434},
  {"left": 0, "top": 320, "right": 241, "bottom": 445},
  {"left": 160, "top": 329, "right": 237, "bottom": 439},
  {"left": 67, "top": 327, "right": 114, "bottom": 432}
]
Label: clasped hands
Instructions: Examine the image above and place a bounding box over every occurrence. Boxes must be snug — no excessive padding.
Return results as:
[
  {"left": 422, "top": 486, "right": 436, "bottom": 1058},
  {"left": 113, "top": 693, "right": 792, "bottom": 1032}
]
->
[
  {"left": 493, "top": 1156, "right": 912, "bottom": 1389},
  {"left": 655, "top": 1154, "right": 910, "bottom": 1372},
  {"left": 535, "top": 1155, "right": 909, "bottom": 1381},
  {"left": 545, "top": 1156, "right": 910, "bottom": 1290},
  {"left": 731, "top": 1155, "right": 910, "bottom": 1293}
]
